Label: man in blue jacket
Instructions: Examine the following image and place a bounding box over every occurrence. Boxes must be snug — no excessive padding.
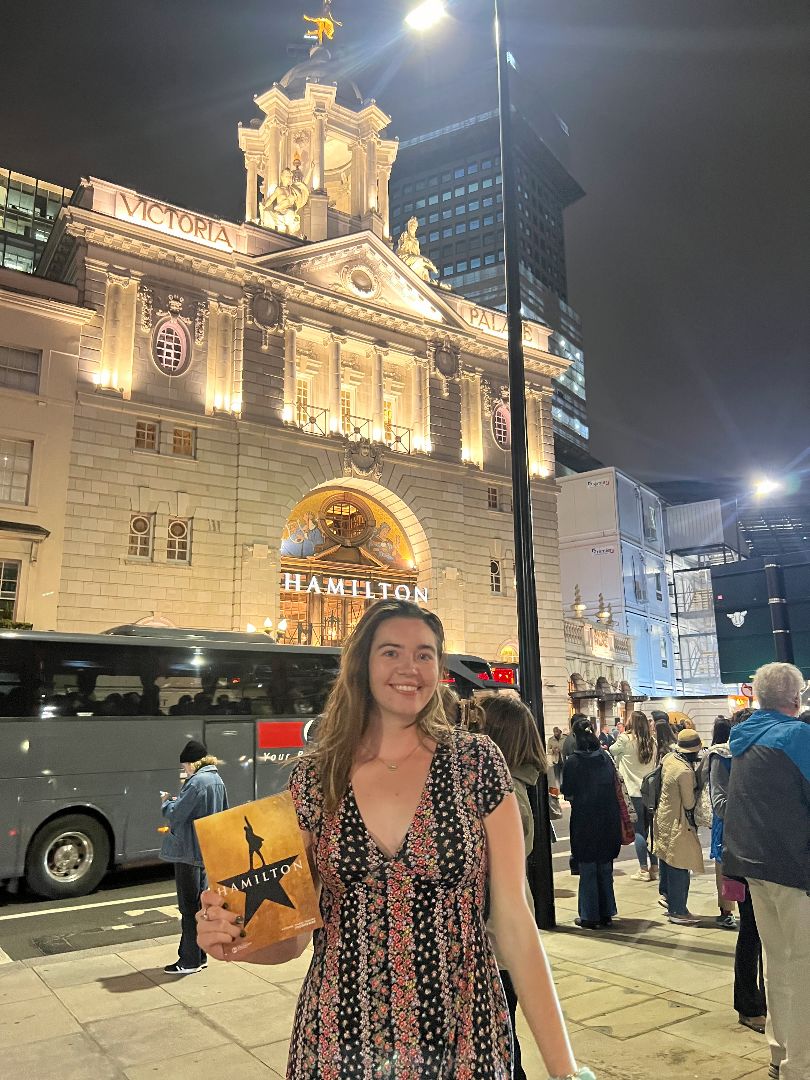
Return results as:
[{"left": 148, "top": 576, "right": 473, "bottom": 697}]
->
[
  {"left": 723, "top": 663, "right": 809, "bottom": 1080},
  {"left": 160, "top": 739, "right": 229, "bottom": 975}
]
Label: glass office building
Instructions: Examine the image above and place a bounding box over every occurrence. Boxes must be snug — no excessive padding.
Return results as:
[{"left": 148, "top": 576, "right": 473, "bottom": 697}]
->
[
  {"left": 0, "top": 167, "right": 72, "bottom": 274},
  {"left": 390, "top": 108, "right": 591, "bottom": 472}
]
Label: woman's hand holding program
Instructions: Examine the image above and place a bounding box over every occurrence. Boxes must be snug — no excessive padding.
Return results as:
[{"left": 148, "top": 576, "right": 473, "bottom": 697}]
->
[{"left": 195, "top": 887, "right": 243, "bottom": 961}]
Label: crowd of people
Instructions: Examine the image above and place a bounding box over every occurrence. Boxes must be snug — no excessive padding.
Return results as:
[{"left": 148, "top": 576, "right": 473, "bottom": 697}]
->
[{"left": 151, "top": 597, "right": 807, "bottom": 1080}]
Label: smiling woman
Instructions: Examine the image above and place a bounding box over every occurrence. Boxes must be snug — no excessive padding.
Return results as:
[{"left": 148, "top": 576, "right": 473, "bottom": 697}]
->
[{"left": 196, "top": 599, "right": 592, "bottom": 1080}]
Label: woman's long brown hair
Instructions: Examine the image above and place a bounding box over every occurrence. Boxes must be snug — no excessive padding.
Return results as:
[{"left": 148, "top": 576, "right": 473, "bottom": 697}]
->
[
  {"left": 627, "top": 710, "right": 655, "bottom": 765},
  {"left": 308, "top": 599, "right": 453, "bottom": 814},
  {"left": 474, "top": 691, "right": 546, "bottom": 773}
]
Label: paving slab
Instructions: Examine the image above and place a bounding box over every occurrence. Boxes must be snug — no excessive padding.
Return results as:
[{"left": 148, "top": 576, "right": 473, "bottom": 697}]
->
[
  {"left": 34, "top": 952, "right": 140, "bottom": 989},
  {"left": 198, "top": 987, "right": 295, "bottom": 1048},
  {"left": 568, "top": 1026, "right": 767, "bottom": 1080},
  {"left": 588, "top": 949, "right": 733, "bottom": 994},
  {"left": 580, "top": 994, "right": 703, "bottom": 1039},
  {"left": 123, "top": 1041, "right": 279, "bottom": 1079},
  {"left": 663, "top": 1008, "right": 771, "bottom": 1058},
  {"left": 541, "top": 929, "right": 630, "bottom": 965},
  {"left": 0, "top": 992, "right": 82, "bottom": 1048},
  {"left": 154, "top": 962, "right": 274, "bottom": 1008},
  {"left": 54, "top": 971, "right": 178, "bottom": 1023},
  {"left": 0, "top": 963, "right": 51, "bottom": 1005},
  {"left": 250, "top": 1039, "right": 292, "bottom": 1075},
  {"left": 562, "top": 985, "right": 654, "bottom": 1024},
  {"left": 0, "top": 1030, "right": 126, "bottom": 1079},
  {"left": 86, "top": 1003, "right": 228, "bottom": 1067}
]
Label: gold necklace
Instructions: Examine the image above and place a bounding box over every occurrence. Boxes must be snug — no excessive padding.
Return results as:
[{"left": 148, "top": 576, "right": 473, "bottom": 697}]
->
[{"left": 375, "top": 740, "right": 423, "bottom": 772}]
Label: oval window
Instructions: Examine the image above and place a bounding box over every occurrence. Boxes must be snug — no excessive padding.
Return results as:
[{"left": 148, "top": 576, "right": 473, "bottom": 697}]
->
[
  {"left": 492, "top": 404, "right": 511, "bottom": 450},
  {"left": 152, "top": 319, "right": 190, "bottom": 375}
]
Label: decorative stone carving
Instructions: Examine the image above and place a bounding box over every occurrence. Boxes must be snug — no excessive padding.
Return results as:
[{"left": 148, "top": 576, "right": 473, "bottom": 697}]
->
[
  {"left": 342, "top": 438, "right": 384, "bottom": 481},
  {"left": 194, "top": 300, "right": 209, "bottom": 345},
  {"left": 481, "top": 380, "right": 510, "bottom": 417},
  {"left": 395, "top": 217, "right": 438, "bottom": 282},
  {"left": 339, "top": 262, "right": 381, "bottom": 301},
  {"left": 138, "top": 284, "right": 153, "bottom": 331},
  {"left": 261, "top": 167, "right": 310, "bottom": 234}
]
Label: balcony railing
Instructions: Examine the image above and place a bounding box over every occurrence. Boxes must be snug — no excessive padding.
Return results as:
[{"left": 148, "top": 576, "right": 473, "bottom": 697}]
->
[
  {"left": 385, "top": 423, "right": 411, "bottom": 455},
  {"left": 343, "top": 414, "right": 371, "bottom": 442},
  {"left": 563, "top": 618, "right": 634, "bottom": 664},
  {"left": 284, "top": 404, "right": 413, "bottom": 454},
  {"left": 285, "top": 404, "right": 329, "bottom": 437}
]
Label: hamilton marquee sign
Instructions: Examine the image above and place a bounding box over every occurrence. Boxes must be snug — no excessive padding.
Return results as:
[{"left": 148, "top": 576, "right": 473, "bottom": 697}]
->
[{"left": 281, "top": 573, "right": 428, "bottom": 603}]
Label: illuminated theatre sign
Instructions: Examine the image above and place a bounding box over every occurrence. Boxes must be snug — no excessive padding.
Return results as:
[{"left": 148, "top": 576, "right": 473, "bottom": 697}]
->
[
  {"left": 114, "top": 192, "right": 236, "bottom": 251},
  {"left": 282, "top": 573, "right": 428, "bottom": 603},
  {"left": 455, "top": 300, "right": 548, "bottom": 351}
]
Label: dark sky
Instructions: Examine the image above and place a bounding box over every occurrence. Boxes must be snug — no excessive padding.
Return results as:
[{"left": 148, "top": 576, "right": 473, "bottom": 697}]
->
[{"left": 4, "top": 1, "right": 809, "bottom": 487}]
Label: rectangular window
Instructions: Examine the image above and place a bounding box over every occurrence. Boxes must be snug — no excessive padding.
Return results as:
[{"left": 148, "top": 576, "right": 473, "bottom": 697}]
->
[
  {"left": 467, "top": 162, "right": 478, "bottom": 174},
  {"left": 468, "top": 200, "right": 479, "bottom": 211},
  {"left": 442, "top": 227, "right": 453, "bottom": 238},
  {"left": 484, "top": 253, "right": 495, "bottom": 265},
  {"left": 467, "top": 181, "right": 479, "bottom": 193},
  {"left": 428, "top": 175, "right": 439, "bottom": 186},
  {"left": 429, "top": 230, "right": 440, "bottom": 242},
  {"left": 383, "top": 398, "right": 395, "bottom": 443},
  {"left": 167, "top": 518, "right": 191, "bottom": 563},
  {"left": 454, "top": 185, "right": 465, "bottom": 197},
  {"left": 490, "top": 559, "right": 502, "bottom": 594},
  {"left": 172, "top": 427, "right": 195, "bottom": 457},
  {"left": 442, "top": 191, "right": 452, "bottom": 202},
  {"left": 0, "top": 559, "right": 20, "bottom": 621},
  {"left": 456, "top": 261, "right": 468, "bottom": 273},
  {"left": 659, "top": 634, "right": 669, "bottom": 668},
  {"left": 483, "top": 214, "right": 494, "bottom": 226},
  {"left": 483, "top": 196, "right": 493, "bottom": 207},
  {"left": 442, "top": 209, "right": 452, "bottom": 220},
  {"left": 295, "top": 377, "right": 311, "bottom": 427},
  {"left": 469, "top": 219, "right": 480, "bottom": 230},
  {"left": 483, "top": 178, "right": 493, "bottom": 189},
  {"left": 404, "top": 202, "right": 413, "bottom": 213},
  {"left": 487, "top": 485, "right": 499, "bottom": 510},
  {"left": 128, "top": 513, "right": 154, "bottom": 559},
  {"left": 0, "top": 438, "right": 33, "bottom": 506},
  {"left": 455, "top": 204, "right": 465, "bottom": 216},
  {"left": 134, "top": 420, "right": 159, "bottom": 451},
  {"left": 441, "top": 171, "right": 451, "bottom": 182},
  {"left": 455, "top": 223, "right": 466, "bottom": 234},
  {"left": 429, "top": 212, "right": 439, "bottom": 223},
  {"left": 415, "top": 198, "right": 426, "bottom": 209},
  {"left": 0, "top": 345, "right": 40, "bottom": 393},
  {"left": 655, "top": 572, "right": 663, "bottom": 601},
  {"left": 443, "top": 265, "right": 454, "bottom": 276},
  {"left": 428, "top": 194, "right": 438, "bottom": 205},
  {"left": 454, "top": 167, "right": 465, "bottom": 179},
  {"left": 470, "top": 256, "right": 481, "bottom": 269},
  {"left": 340, "top": 388, "right": 354, "bottom": 432}
]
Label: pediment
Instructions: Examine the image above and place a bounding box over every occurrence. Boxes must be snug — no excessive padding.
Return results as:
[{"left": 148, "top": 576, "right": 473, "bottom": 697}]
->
[{"left": 254, "top": 232, "right": 467, "bottom": 328}]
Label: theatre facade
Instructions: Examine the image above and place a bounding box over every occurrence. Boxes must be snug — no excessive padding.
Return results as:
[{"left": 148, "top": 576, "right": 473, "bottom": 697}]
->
[{"left": 1, "top": 38, "right": 573, "bottom": 725}]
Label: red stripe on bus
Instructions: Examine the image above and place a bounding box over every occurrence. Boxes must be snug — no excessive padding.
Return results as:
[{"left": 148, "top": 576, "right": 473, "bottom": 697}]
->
[{"left": 257, "top": 721, "right": 307, "bottom": 750}]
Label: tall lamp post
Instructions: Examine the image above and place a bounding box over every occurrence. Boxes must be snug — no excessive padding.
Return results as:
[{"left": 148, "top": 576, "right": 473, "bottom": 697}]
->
[{"left": 406, "top": 0, "right": 555, "bottom": 929}]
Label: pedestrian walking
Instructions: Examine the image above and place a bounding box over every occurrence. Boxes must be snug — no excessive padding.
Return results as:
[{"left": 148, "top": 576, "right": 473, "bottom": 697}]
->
[
  {"left": 196, "top": 600, "right": 595, "bottom": 1080},
  {"left": 160, "top": 739, "right": 228, "bottom": 975},
  {"left": 723, "top": 663, "right": 810, "bottom": 1080},
  {"left": 610, "top": 711, "right": 658, "bottom": 881},
  {"left": 476, "top": 690, "right": 546, "bottom": 1080},
  {"left": 715, "top": 708, "right": 767, "bottom": 1035},
  {"left": 702, "top": 717, "right": 737, "bottom": 929},
  {"left": 562, "top": 717, "right": 621, "bottom": 930},
  {"left": 652, "top": 728, "right": 704, "bottom": 924},
  {"left": 547, "top": 725, "right": 565, "bottom": 792}
]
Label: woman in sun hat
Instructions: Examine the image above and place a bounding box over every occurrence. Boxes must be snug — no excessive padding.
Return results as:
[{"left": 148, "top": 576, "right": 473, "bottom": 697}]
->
[{"left": 653, "top": 728, "right": 705, "bottom": 924}]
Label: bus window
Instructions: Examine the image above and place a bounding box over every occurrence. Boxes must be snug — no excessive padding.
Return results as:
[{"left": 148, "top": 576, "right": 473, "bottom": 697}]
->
[
  {"left": 242, "top": 654, "right": 340, "bottom": 716},
  {"left": 42, "top": 644, "right": 159, "bottom": 716},
  {"left": 0, "top": 657, "right": 36, "bottom": 716},
  {"left": 157, "top": 650, "right": 251, "bottom": 716}
]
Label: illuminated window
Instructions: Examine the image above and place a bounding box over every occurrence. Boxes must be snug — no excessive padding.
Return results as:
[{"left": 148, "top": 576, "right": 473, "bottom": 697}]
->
[
  {"left": 135, "top": 421, "right": 158, "bottom": 451},
  {"left": 0, "top": 437, "right": 33, "bottom": 505},
  {"left": 340, "top": 388, "right": 353, "bottom": 433},
  {"left": 0, "top": 559, "right": 20, "bottom": 620},
  {"left": 153, "top": 319, "right": 189, "bottom": 375},
  {"left": 128, "top": 514, "right": 154, "bottom": 559},
  {"left": 172, "top": 427, "right": 195, "bottom": 457},
  {"left": 322, "top": 499, "right": 369, "bottom": 543},
  {"left": 492, "top": 404, "right": 511, "bottom": 450},
  {"left": 167, "top": 518, "right": 191, "bottom": 563},
  {"left": 487, "top": 486, "right": 499, "bottom": 510},
  {"left": 490, "top": 559, "right": 502, "bottom": 594},
  {"left": 383, "top": 398, "right": 395, "bottom": 443},
  {"left": 295, "top": 377, "right": 311, "bottom": 427}
]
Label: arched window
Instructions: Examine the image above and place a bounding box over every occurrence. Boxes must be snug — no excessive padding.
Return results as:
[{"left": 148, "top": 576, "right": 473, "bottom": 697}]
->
[
  {"left": 152, "top": 319, "right": 190, "bottom": 376},
  {"left": 492, "top": 404, "right": 511, "bottom": 450}
]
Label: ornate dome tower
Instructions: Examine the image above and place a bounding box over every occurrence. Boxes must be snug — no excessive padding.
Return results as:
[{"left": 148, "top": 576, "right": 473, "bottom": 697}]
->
[{"left": 238, "top": 2, "right": 398, "bottom": 243}]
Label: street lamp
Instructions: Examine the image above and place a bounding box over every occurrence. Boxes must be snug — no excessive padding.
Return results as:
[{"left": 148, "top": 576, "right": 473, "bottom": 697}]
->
[
  {"left": 752, "top": 477, "right": 782, "bottom": 499},
  {"left": 406, "top": 0, "right": 555, "bottom": 929}
]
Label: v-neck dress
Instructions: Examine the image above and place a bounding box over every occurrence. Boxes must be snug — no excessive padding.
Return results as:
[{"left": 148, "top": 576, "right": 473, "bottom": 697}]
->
[{"left": 287, "top": 729, "right": 515, "bottom": 1079}]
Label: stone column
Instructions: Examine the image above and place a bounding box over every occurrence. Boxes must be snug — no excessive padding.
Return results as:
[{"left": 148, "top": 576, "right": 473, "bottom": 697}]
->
[
  {"left": 371, "top": 344, "right": 385, "bottom": 441},
  {"left": 365, "top": 135, "right": 378, "bottom": 212},
  {"left": 412, "top": 357, "right": 431, "bottom": 452},
  {"left": 422, "top": 360, "right": 432, "bottom": 452},
  {"left": 328, "top": 333, "right": 345, "bottom": 433},
  {"left": 283, "top": 321, "right": 300, "bottom": 423},
  {"left": 351, "top": 140, "right": 367, "bottom": 218},
  {"left": 312, "top": 107, "right": 326, "bottom": 192},
  {"left": 378, "top": 164, "right": 392, "bottom": 238},
  {"left": 244, "top": 155, "right": 259, "bottom": 222},
  {"left": 100, "top": 271, "right": 139, "bottom": 399},
  {"left": 527, "top": 389, "right": 541, "bottom": 475},
  {"left": 265, "top": 124, "right": 281, "bottom": 195},
  {"left": 470, "top": 371, "right": 484, "bottom": 466}
]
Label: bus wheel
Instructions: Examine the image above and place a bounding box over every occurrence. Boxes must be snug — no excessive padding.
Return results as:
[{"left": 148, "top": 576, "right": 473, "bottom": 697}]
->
[{"left": 25, "top": 815, "right": 111, "bottom": 899}]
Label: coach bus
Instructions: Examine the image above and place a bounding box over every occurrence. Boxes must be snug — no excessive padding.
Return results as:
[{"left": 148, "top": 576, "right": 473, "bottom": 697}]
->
[{"left": 0, "top": 627, "right": 496, "bottom": 899}]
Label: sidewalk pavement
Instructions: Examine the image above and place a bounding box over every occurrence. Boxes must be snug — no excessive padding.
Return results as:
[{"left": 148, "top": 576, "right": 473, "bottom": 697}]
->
[{"left": 0, "top": 863, "right": 773, "bottom": 1080}]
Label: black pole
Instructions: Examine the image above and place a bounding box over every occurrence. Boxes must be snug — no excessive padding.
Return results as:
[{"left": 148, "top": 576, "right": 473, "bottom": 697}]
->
[
  {"left": 763, "top": 559, "right": 794, "bottom": 663},
  {"left": 493, "top": 0, "right": 555, "bottom": 930}
]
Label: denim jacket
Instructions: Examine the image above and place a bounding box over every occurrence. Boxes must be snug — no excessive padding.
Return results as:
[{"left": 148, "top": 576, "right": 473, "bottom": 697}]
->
[{"left": 159, "top": 764, "right": 229, "bottom": 867}]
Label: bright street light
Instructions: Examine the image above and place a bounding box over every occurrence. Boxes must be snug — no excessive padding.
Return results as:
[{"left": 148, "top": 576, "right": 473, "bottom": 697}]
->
[
  {"left": 405, "top": 0, "right": 446, "bottom": 32},
  {"left": 752, "top": 477, "right": 782, "bottom": 498}
]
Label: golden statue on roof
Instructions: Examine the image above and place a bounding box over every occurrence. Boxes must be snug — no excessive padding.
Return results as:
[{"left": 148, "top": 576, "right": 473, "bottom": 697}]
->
[{"left": 303, "top": 0, "right": 342, "bottom": 46}]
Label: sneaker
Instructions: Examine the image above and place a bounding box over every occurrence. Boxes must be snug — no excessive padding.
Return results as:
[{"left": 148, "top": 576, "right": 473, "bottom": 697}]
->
[
  {"left": 163, "top": 961, "right": 206, "bottom": 975},
  {"left": 648, "top": 865, "right": 658, "bottom": 880},
  {"left": 737, "top": 1014, "right": 766, "bottom": 1035},
  {"left": 668, "top": 913, "right": 701, "bottom": 926},
  {"left": 767, "top": 1065, "right": 780, "bottom": 1079},
  {"left": 630, "top": 868, "right": 652, "bottom": 882},
  {"left": 716, "top": 913, "right": 738, "bottom": 930},
  {"left": 574, "top": 917, "right": 599, "bottom": 930},
  {"left": 657, "top": 897, "right": 669, "bottom": 910}
]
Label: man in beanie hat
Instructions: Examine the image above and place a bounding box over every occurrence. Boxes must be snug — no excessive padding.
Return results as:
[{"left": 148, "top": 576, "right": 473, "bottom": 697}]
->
[
  {"left": 160, "top": 738, "right": 228, "bottom": 974},
  {"left": 652, "top": 727, "right": 704, "bottom": 924}
]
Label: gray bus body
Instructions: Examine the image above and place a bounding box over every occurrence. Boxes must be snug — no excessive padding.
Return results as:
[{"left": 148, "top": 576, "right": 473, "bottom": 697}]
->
[{"left": 0, "top": 629, "right": 495, "bottom": 898}]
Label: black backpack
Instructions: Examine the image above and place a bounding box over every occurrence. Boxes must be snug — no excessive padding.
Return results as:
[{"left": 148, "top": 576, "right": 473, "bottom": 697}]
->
[{"left": 640, "top": 763, "right": 664, "bottom": 813}]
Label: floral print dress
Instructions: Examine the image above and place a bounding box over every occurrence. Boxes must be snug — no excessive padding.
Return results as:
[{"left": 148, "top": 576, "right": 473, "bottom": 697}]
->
[{"left": 287, "top": 729, "right": 515, "bottom": 1079}]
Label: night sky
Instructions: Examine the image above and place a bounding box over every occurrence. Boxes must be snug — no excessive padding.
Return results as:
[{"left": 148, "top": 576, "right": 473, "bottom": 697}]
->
[{"left": 4, "top": 1, "right": 808, "bottom": 488}]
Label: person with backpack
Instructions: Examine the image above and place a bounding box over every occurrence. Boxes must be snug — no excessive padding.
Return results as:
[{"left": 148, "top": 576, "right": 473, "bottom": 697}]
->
[
  {"left": 701, "top": 717, "right": 737, "bottom": 929},
  {"left": 610, "top": 711, "right": 658, "bottom": 882},
  {"left": 652, "top": 728, "right": 704, "bottom": 924}
]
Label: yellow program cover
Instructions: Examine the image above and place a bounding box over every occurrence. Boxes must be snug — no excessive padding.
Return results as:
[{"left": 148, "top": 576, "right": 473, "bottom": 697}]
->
[{"left": 194, "top": 791, "right": 321, "bottom": 959}]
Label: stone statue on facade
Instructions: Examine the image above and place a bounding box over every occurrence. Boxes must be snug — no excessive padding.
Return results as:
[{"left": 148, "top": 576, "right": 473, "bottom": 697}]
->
[
  {"left": 261, "top": 168, "right": 310, "bottom": 234},
  {"left": 303, "top": 1, "right": 342, "bottom": 46},
  {"left": 396, "top": 216, "right": 439, "bottom": 282}
]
